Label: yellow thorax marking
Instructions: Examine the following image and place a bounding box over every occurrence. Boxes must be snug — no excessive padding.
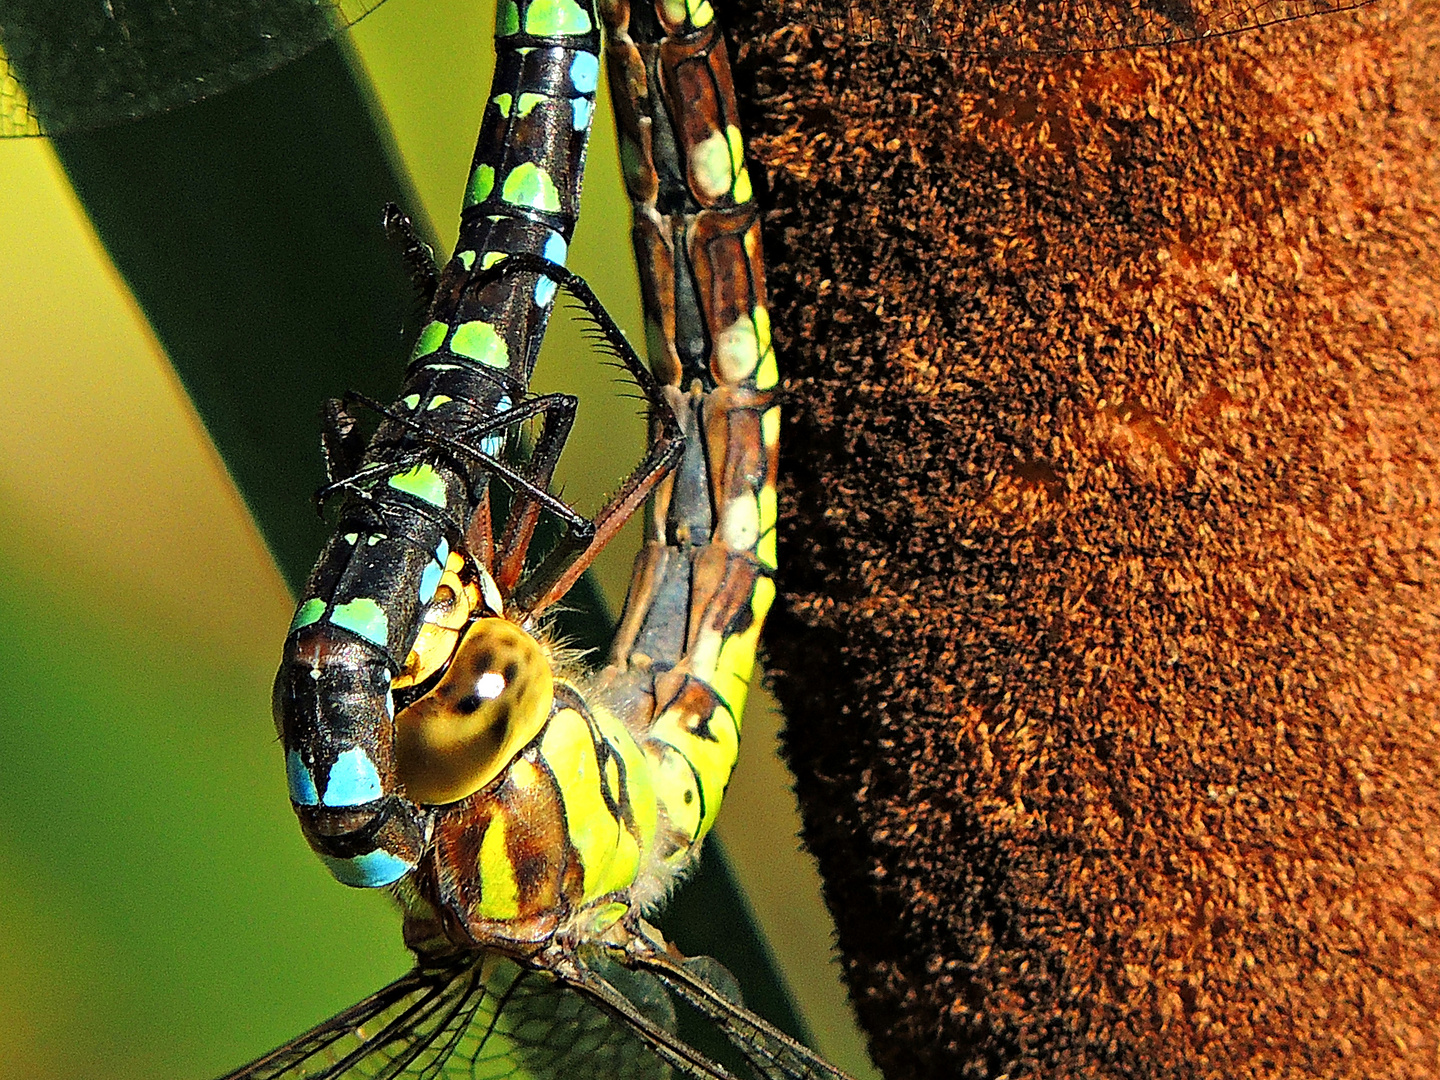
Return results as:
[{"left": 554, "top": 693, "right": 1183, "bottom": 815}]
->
[{"left": 539, "top": 707, "right": 642, "bottom": 902}]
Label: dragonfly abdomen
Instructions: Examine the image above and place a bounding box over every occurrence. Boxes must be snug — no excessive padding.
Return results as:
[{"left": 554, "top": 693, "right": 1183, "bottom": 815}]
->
[
  {"left": 600, "top": 0, "right": 779, "bottom": 872},
  {"left": 276, "top": 0, "right": 606, "bottom": 891}
]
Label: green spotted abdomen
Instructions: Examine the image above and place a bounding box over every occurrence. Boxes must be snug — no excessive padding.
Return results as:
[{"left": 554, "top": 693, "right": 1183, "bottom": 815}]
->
[{"left": 277, "top": 0, "right": 605, "bottom": 891}]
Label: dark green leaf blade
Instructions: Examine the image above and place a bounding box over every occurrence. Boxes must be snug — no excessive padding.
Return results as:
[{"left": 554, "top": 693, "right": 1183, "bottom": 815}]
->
[{"left": 0, "top": 0, "right": 387, "bottom": 135}]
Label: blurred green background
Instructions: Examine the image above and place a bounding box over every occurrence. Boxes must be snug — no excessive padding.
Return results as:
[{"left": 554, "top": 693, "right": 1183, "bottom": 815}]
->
[{"left": 0, "top": 1, "right": 873, "bottom": 1077}]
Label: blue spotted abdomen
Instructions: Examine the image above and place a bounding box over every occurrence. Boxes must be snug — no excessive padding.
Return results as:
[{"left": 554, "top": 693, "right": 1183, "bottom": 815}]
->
[
  {"left": 276, "top": 471, "right": 463, "bottom": 886},
  {"left": 277, "top": 0, "right": 604, "bottom": 889}
]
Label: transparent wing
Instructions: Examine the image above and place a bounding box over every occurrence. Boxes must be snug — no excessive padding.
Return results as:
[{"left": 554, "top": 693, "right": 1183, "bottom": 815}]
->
[
  {"left": 0, "top": 0, "right": 387, "bottom": 137},
  {"left": 635, "top": 952, "right": 854, "bottom": 1080},
  {"left": 558, "top": 945, "right": 856, "bottom": 1080},
  {"left": 216, "top": 952, "right": 675, "bottom": 1080},
  {"left": 505, "top": 952, "right": 674, "bottom": 1080},
  {"left": 785, "top": 0, "right": 1373, "bottom": 54}
]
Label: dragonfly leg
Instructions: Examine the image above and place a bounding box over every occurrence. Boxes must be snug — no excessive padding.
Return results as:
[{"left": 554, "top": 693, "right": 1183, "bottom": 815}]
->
[
  {"left": 317, "top": 396, "right": 368, "bottom": 488},
  {"left": 355, "top": 385, "right": 600, "bottom": 600},
  {"left": 323, "top": 389, "right": 584, "bottom": 528},
  {"left": 490, "top": 390, "right": 586, "bottom": 595},
  {"left": 464, "top": 391, "right": 588, "bottom": 576},
  {"left": 382, "top": 201, "right": 439, "bottom": 306},
  {"left": 313, "top": 378, "right": 599, "bottom": 606},
  {"left": 311, "top": 455, "right": 425, "bottom": 514},
  {"left": 470, "top": 254, "right": 684, "bottom": 616}
]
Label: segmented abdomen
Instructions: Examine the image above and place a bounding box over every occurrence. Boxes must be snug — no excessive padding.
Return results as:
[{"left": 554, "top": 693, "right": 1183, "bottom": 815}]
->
[
  {"left": 274, "top": 0, "right": 604, "bottom": 890},
  {"left": 599, "top": 0, "right": 778, "bottom": 872}
]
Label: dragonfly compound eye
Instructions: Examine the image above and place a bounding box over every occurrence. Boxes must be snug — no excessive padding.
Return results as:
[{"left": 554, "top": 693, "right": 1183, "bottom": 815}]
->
[{"left": 394, "top": 616, "right": 554, "bottom": 805}]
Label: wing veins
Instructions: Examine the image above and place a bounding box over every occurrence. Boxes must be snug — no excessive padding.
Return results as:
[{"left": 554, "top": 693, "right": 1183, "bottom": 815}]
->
[
  {"left": 355, "top": 964, "right": 485, "bottom": 1080},
  {"left": 215, "top": 969, "right": 440, "bottom": 1079},
  {"left": 553, "top": 957, "right": 743, "bottom": 1080},
  {"left": 216, "top": 959, "right": 495, "bottom": 1080},
  {"left": 630, "top": 951, "right": 858, "bottom": 1080},
  {"left": 407, "top": 962, "right": 518, "bottom": 1080}
]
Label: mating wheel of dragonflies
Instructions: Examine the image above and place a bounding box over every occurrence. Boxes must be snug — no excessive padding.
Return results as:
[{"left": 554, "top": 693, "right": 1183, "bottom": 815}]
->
[
  {"left": 0, "top": 0, "right": 1370, "bottom": 1077},
  {"left": 0, "top": 0, "right": 836, "bottom": 1077}
]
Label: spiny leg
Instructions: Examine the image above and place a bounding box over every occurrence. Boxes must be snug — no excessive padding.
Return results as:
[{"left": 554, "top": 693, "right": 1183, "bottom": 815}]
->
[
  {"left": 318, "top": 396, "right": 368, "bottom": 492},
  {"left": 314, "top": 389, "right": 587, "bottom": 529},
  {"left": 493, "top": 391, "right": 584, "bottom": 596},
  {"left": 419, "top": 387, "right": 602, "bottom": 601},
  {"left": 313, "top": 250, "right": 684, "bottom": 617},
  {"left": 472, "top": 253, "right": 684, "bottom": 617},
  {"left": 382, "top": 202, "right": 440, "bottom": 308},
  {"left": 309, "top": 374, "right": 601, "bottom": 607}
]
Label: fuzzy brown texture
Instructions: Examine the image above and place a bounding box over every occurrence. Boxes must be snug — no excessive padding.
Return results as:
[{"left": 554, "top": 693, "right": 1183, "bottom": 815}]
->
[{"left": 728, "top": 2, "right": 1440, "bottom": 1077}]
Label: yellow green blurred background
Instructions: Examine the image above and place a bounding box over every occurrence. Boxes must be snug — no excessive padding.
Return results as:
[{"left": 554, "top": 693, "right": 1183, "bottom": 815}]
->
[{"left": 0, "top": 1, "right": 872, "bottom": 1077}]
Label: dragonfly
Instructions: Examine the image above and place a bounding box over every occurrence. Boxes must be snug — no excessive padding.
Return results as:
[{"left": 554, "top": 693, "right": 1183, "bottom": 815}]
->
[
  {"left": 251, "top": 0, "right": 818, "bottom": 1071},
  {"left": 3, "top": 1, "right": 819, "bottom": 1077},
  {"left": 0, "top": 2, "right": 1365, "bottom": 1080}
]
